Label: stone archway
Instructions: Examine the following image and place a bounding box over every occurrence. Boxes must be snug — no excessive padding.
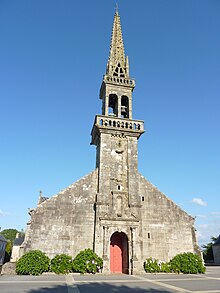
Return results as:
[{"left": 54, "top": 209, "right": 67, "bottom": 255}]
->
[{"left": 110, "top": 231, "right": 129, "bottom": 274}]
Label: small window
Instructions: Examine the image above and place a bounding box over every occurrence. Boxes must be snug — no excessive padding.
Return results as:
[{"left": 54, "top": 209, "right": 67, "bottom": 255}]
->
[
  {"left": 118, "top": 185, "right": 121, "bottom": 190},
  {"left": 142, "top": 196, "right": 144, "bottom": 201},
  {"left": 148, "top": 233, "right": 151, "bottom": 239}
]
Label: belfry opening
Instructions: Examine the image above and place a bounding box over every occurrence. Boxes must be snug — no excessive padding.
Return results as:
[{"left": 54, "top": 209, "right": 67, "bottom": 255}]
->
[{"left": 108, "top": 94, "right": 118, "bottom": 116}]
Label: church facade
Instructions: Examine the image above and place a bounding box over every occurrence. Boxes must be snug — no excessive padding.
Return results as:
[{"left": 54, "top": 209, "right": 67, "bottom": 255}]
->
[{"left": 22, "top": 10, "right": 200, "bottom": 274}]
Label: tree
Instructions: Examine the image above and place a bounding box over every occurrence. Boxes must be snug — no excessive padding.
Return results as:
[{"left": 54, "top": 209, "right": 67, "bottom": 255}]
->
[
  {"left": 0, "top": 229, "right": 18, "bottom": 242},
  {"left": 3, "top": 241, "right": 12, "bottom": 263},
  {"left": 0, "top": 229, "right": 25, "bottom": 242},
  {"left": 202, "top": 236, "right": 217, "bottom": 262},
  {"left": 0, "top": 228, "right": 25, "bottom": 263}
]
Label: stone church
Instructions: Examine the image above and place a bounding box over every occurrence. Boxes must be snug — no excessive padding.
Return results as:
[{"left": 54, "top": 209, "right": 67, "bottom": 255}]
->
[{"left": 22, "top": 10, "right": 200, "bottom": 274}]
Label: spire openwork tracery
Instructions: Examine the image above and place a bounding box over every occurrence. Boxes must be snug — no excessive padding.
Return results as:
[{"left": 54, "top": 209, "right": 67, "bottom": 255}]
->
[{"left": 106, "top": 10, "right": 129, "bottom": 78}]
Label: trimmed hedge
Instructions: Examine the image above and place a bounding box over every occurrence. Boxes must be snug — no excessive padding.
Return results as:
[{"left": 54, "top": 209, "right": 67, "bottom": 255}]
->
[
  {"left": 16, "top": 248, "right": 103, "bottom": 275},
  {"left": 144, "top": 258, "right": 172, "bottom": 273},
  {"left": 144, "top": 257, "right": 161, "bottom": 273},
  {"left": 50, "top": 254, "right": 73, "bottom": 274},
  {"left": 16, "top": 250, "right": 50, "bottom": 275},
  {"left": 144, "top": 252, "right": 205, "bottom": 274},
  {"left": 72, "top": 248, "right": 103, "bottom": 274},
  {"left": 170, "top": 252, "right": 206, "bottom": 274}
]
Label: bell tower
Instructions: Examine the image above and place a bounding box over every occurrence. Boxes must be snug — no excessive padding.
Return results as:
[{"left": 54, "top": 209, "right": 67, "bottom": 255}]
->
[
  {"left": 91, "top": 9, "right": 144, "bottom": 273},
  {"left": 91, "top": 9, "right": 144, "bottom": 205}
]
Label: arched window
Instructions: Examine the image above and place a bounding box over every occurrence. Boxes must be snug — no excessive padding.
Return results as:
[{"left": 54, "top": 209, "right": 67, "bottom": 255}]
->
[
  {"left": 121, "top": 96, "right": 129, "bottom": 118},
  {"left": 108, "top": 94, "right": 118, "bottom": 116}
]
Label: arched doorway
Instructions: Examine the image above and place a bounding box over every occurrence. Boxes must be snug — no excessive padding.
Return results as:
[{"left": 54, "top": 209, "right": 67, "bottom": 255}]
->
[{"left": 110, "top": 232, "right": 129, "bottom": 274}]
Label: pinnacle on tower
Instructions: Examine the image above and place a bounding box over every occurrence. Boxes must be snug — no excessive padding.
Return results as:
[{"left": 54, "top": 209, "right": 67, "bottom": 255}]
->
[{"left": 106, "top": 9, "right": 129, "bottom": 78}]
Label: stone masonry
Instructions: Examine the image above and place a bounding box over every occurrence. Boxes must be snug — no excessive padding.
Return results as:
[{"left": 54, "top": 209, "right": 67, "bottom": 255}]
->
[{"left": 22, "top": 9, "right": 200, "bottom": 274}]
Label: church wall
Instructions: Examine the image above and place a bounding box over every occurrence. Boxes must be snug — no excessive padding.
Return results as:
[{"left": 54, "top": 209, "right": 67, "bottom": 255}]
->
[
  {"left": 138, "top": 173, "right": 197, "bottom": 262},
  {"left": 24, "top": 170, "right": 98, "bottom": 259}
]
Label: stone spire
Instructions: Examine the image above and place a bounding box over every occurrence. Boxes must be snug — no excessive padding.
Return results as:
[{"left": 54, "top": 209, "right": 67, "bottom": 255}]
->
[
  {"left": 98, "top": 8, "right": 135, "bottom": 119},
  {"left": 106, "top": 9, "right": 129, "bottom": 78}
]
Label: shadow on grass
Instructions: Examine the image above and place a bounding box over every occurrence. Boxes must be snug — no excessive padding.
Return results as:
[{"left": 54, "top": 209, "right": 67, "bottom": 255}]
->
[{"left": 27, "top": 282, "right": 172, "bottom": 293}]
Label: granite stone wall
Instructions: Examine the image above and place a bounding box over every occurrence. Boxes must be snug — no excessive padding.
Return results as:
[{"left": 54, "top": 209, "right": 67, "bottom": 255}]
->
[
  {"left": 23, "top": 170, "right": 98, "bottom": 259},
  {"left": 138, "top": 173, "right": 199, "bottom": 262}
]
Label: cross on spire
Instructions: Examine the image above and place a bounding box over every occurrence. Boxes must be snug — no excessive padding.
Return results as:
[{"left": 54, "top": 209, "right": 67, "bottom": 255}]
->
[{"left": 115, "top": 2, "right": 118, "bottom": 14}]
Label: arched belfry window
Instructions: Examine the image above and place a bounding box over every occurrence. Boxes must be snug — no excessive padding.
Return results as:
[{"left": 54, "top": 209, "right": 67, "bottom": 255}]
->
[
  {"left": 121, "top": 96, "right": 129, "bottom": 118},
  {"left": 113, "top": 63, "right": 125, "bottom": 78},
  {"left": 108, "top": 94, "right": 118, "bottom": 116}
]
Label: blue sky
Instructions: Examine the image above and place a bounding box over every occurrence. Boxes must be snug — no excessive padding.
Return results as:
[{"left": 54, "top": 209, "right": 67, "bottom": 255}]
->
[{"left": 0, "top": 0, "right": 219, "bottom": 247}]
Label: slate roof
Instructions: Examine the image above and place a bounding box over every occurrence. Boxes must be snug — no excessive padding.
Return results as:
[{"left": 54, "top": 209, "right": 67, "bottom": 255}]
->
[
  {"left": 213, "top": 235, "right": 220, "bottom": 246},
  {"left": 13, "top": 236, "right": 25, "bottom": 246},
  {"left": 0, "top": 234, "right": 7, "bottom": 242}
]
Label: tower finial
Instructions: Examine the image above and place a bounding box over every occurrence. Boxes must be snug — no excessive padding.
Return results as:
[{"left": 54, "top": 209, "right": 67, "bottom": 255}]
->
[
  {"left": 115, "top": 2, "right": 118, "bottom": 14},
  {"left": 38, "top": 190, "right": 42, "bottom": 205}
]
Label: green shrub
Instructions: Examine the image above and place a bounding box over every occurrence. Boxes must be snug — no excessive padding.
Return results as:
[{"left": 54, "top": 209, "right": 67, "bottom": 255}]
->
[
  {"left": 160, "top": 262, "right": 172, "bottom": 273},
  {"left": 144, "top": 258, "right": 172, "bottom": 273},
  {"left": 0, "top": 229, "right": 19, "bottom": 242},
  {"left": 169, "top": 252, "right": 206, "bottom": 274},
  {"left": 50, "top": 254, "right": 73, "bottom": 274},
  {"left": 144, "top": 253, "right": 205, "bottom": 274},
  {"left": 16, "top": 250, "right": 50, "bottom": 275},
  {"left": 144, "top": 257, "right": 161, "bottom": 273},
  {"left": 72, "top": 248, "right": 103, "bottom": 274}
]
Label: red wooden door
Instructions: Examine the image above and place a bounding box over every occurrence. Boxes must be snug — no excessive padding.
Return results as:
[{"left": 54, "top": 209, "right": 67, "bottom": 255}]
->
[
  {"left": 110, "top": 232, "right": 128, "bottom": 274},
  {"left": 110, "top": 233, "right": 123, "bottom": 273}
]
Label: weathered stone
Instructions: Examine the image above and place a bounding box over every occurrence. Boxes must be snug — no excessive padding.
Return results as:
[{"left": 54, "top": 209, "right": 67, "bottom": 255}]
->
[
  {"left": 1, "top": 262, "right": 16, "bottom": 275},
  {"left": 21, "top": 9, "right": 200, "bottom": 274}
]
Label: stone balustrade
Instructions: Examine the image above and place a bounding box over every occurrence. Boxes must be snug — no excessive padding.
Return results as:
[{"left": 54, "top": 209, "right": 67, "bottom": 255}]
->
[
  {"left": 95, "top": 115, "right": 144, "bottom": 132},
  {"left": 104, "top": 75, "right": 135, "bottom": 87}
]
